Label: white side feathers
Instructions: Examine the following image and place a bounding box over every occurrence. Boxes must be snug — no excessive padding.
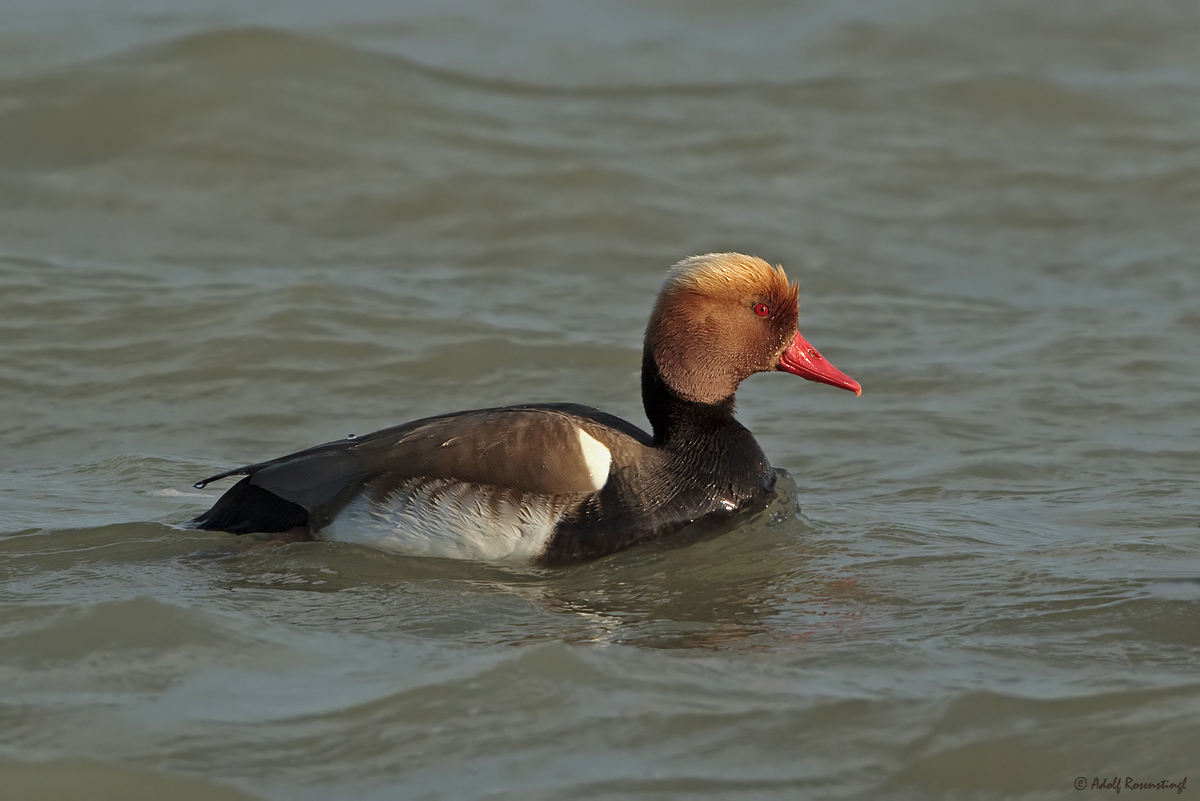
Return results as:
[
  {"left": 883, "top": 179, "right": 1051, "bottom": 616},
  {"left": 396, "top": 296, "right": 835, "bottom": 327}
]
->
[
  {"left": 576, "top": 428, "right": 612, "bottom": 492},
  {"left": 321, "top": 480, "right": 564, "bottom": 562}
]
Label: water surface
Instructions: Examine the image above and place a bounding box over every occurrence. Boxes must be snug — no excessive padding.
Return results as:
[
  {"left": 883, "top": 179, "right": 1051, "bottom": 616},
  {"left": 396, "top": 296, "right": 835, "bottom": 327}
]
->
[{"left": 1, "top": 1, "right": 1198, "bottom": 798}]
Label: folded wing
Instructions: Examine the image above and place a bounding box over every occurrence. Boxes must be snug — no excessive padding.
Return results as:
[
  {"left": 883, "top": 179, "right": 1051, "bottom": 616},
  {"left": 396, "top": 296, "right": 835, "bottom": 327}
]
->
[{"left": 191, "top": 404, "right": 648, "bottom": 533}]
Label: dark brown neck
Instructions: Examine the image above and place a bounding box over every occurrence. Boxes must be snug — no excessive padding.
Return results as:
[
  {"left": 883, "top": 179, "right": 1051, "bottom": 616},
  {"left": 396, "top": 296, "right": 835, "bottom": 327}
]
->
[{"left": 641, "top": 351, "right": 738, "bottom": 447}]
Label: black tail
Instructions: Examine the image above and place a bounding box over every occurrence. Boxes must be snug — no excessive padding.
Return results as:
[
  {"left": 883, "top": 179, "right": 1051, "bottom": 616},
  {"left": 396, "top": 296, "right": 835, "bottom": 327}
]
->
[{"left": 189, "top": 476, "right": 309, "bottom": 534}]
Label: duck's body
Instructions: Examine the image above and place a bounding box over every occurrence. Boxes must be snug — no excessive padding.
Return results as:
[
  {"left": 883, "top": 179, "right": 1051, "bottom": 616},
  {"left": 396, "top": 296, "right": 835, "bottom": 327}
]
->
[{"left": 189, "top": 254, "right": 860, "bottom": 564}]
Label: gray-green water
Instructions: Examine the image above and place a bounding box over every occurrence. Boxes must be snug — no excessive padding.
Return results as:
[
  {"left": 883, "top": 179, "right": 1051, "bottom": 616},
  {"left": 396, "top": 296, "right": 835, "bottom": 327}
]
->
[{"left": 2, "top": 2, "right": 1198, "bottom": 799}]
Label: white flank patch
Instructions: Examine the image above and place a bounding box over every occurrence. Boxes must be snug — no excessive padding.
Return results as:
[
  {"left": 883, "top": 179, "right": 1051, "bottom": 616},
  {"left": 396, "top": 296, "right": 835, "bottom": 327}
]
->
[
  {"left": 149, "top": 488, "right": 213, "bottom": 498},
  {"left": 318, "top": 479, "right": 562, "bottom": 563},
  {"left": 576, "top": 428, "right": 611, "bottom": 492}
]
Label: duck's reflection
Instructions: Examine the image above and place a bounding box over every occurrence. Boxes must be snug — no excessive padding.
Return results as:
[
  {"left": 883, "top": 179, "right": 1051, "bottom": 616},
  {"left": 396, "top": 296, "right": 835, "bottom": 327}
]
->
[
  {"left": 200, "top": 472, "right": 869, "bottom": 651},
  {"left": 453, "top": 472, "right": 869, "bottom": 650}
]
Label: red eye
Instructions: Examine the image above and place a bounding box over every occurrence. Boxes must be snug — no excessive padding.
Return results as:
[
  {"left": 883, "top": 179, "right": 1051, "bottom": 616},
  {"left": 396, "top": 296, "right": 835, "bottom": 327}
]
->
[{"left": 753, "top": 303, "right": 770, "bottom": 317}]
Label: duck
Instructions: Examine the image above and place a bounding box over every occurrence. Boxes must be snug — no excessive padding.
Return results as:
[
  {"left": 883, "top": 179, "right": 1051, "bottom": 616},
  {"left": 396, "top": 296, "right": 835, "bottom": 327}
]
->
[{"left": 188, "top": 253, "right": 861, "bottom": 564}]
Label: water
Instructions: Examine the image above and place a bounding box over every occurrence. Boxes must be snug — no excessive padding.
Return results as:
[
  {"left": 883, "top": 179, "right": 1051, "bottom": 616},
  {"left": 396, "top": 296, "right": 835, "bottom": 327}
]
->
[{"left": 2, "top": 1, "right": 1198, "bottom": 798}]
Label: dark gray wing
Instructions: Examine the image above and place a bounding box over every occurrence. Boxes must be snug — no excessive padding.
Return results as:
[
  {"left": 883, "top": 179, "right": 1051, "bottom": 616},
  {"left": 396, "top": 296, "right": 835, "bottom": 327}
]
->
[{"left": 194, "top": 404, "right": 652, "bottom": 526}]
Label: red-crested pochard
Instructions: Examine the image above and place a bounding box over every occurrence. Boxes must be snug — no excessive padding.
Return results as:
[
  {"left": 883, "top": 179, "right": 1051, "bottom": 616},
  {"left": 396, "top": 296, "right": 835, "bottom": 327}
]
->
[{"left": 189, "top": 253, "right": 861, "bottom": 563}]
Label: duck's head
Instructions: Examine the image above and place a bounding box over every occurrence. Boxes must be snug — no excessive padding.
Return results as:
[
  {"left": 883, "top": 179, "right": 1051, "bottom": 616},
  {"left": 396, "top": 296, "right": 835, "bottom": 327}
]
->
[{"left": 645, "top": 252, "right": 862, "bottom": 405}]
